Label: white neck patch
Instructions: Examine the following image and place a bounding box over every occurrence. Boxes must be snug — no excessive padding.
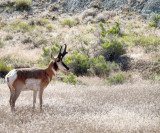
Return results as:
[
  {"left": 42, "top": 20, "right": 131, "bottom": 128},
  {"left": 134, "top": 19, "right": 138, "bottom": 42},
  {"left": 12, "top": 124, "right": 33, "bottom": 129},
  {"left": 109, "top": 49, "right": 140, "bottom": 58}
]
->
[{"left": 52, "top": 67, "right": 57, "bottom": 75}]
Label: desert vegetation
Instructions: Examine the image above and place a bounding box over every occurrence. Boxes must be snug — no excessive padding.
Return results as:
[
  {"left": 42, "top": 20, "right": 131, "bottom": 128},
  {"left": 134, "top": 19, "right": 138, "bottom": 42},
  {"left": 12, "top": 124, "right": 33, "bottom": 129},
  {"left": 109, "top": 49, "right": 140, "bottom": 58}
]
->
[
  {"left": 0, "top": 81, "right": 159, "bottom": 132},
  {"left": 0, "top": 0, "right": 160, "bottom": 132}
]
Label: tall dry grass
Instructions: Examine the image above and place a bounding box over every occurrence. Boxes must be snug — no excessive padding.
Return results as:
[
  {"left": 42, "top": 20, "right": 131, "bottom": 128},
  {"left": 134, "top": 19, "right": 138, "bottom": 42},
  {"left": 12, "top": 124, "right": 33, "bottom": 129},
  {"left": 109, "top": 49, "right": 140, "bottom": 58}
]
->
[{"left": 0, "top": 81, "right": 159, "bottom": 132}]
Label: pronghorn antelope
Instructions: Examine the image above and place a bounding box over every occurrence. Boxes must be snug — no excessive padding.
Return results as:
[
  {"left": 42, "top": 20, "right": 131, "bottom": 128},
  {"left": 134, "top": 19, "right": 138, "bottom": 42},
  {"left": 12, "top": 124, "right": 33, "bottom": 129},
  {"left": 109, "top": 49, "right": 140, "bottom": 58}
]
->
[{"left": 5, "top": 44, "right": 69, "bottom": 112}]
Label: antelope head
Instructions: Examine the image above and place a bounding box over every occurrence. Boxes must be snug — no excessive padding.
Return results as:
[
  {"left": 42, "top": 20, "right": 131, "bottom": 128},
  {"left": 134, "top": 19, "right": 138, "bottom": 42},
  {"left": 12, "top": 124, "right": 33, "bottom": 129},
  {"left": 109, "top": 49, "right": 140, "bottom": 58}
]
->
[{"left": 51, "top": 44, "right": 69, "bottom": 72}]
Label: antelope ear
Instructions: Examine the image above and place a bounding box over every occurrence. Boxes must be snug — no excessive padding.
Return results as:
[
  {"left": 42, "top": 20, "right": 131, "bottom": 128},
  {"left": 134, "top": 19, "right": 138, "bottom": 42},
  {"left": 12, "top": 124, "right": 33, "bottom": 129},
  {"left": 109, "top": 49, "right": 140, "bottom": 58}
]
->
[{"left": 50, "top": 52, "right": 55, "bottom": 60}]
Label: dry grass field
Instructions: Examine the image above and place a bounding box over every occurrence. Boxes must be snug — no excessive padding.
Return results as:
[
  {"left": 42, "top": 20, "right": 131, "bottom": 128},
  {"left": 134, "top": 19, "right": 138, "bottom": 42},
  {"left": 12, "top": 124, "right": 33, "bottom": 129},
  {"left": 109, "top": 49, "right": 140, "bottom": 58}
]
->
[{"left": 0, "top": 80, "right": 159, "bottom": 133}]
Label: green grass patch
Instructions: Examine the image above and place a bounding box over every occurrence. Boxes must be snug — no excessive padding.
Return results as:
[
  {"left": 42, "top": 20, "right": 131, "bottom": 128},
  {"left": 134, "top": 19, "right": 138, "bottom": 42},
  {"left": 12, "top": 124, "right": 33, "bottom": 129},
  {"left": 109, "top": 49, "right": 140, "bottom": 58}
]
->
[
  {"left": 107, "top": 73, "right": 131, "bottom": 85},
  {"left": 6, "top": 20, "right": 35, "bottom": 33},
  {"left": 46, "top": 24, "right": 55, "bottom": 32},
  {"left": 122, "top": 35, "right": 160, "bottom": 51},
  {"left": 61, "top": 19, "right": 76, "bottom": 28},
  {"left": 0, "top": 39, "right": 4, "bottom": 47}
]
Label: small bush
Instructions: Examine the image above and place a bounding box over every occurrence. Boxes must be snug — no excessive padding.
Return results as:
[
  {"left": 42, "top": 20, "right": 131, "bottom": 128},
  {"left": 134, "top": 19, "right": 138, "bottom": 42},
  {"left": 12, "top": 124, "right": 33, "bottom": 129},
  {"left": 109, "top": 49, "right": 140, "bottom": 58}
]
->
[
  {"left": 149, "top": 13, "right": 160, "bottom": 28},
  {"left": 152, "top": 74, "right": 160, "bottom": 81},
  {"left": 9, "top": 21, "right": 34, "bottom": 33},
  {"left": 22, "top": 36, "right": 32, "bottom": 44},
  {"left": 64, "top": 51, "right": 90, "bottom": 76},
  {"left": 61, "top": 19, "right": 76, "bottom": 28},
  {"left": 99, "top": 22, "right": 107, "bottom": 38},
  {"left": 39, "top": 44, "right": 60, "bottom": 65},
  {"left": 107, "top": 21, "right": 121, "bottom": 35},
  {"left": 149, "top": 22, "right": 157, "bottom": 27},
  {"left": 35, "top": 19, "right": 49, "bottom": 26},
  {"left": 40, "top": 47, "right": 50, "bottom": 65},
  {"left": 34, "top": 38, "right": 48, "bottom": 47},
  {"left": 101, "top": 39, "right": 126, "bottom": 61},
  {"left": 18, "top": 22, "right": 32, "bottom": 32},
  {"left": 46, "top": 24, "right": 55, "bottom": 32},
  {"left": 82, "top": 9, "right": 97, "bottom": 20},
  {"left": 4, "top": 35, "right": 13, "bottom": 41},
  {"left": 0, "top": 60, "right": 12, "bottom": 78},
  {"left": 90, "top": 55, "right": 110, "bottom": 77},
  {"left": 63, "top": 72, "right": 77, "bottom": 85},
  {"left": 122, "top": 35, "right": 160, "bottom": 50},
  {"left": 107, "top": 73, "right": 131, "bottom": 85},
  {"left": 95, "top": 13, "right": 109, "bottom": 23},
  {"left": 0, "top": 39, "right": 4, "bottom": 47},
  {"left": 134, "top": 36, "right": 160, "bottom": 47},
  {"left": 15, "top": 0, "right": 31, "bottom": 11},
  {"left": 99, "top": 21, "right": 121, "bottom": 37}
]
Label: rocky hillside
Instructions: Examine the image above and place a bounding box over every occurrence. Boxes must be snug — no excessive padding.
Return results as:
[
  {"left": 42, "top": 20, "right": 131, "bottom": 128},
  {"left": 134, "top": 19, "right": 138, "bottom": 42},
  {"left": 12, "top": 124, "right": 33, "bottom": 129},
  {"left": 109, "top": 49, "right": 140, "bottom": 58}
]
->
[
  {"left": 0, "top": 0, "right": 160, "bottom": 82},
  {"left": 0, "top": 0, "right": 160, "bottom": 19}
]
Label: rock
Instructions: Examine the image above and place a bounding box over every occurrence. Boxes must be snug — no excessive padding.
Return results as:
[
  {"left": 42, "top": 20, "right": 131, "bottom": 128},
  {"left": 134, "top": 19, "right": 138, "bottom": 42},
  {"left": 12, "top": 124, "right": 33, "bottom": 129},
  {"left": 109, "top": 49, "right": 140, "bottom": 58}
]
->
[{"left": 145, "top": 10, "right": 152, "bottom": 14}]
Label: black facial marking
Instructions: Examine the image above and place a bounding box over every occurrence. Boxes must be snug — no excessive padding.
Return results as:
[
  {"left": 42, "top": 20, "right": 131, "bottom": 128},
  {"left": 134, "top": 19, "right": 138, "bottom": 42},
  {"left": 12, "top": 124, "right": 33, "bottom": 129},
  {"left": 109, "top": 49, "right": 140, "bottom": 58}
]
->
[
  {"left": 53, "top": 62, "right": 58, "bottom": 70},
  {"left": 62, "top": 62, "right": 69, "bottom": 70}
]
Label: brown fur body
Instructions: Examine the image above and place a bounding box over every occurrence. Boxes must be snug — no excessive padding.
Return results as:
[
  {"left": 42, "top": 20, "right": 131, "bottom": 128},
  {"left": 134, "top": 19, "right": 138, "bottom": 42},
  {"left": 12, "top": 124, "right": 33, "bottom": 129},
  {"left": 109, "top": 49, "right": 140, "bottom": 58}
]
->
[
  {"left": 5, "top": 44, "right": 69, "bottom": 112},
  {"left": 6, "top": 61, "right": 59, "bottom": 111}
]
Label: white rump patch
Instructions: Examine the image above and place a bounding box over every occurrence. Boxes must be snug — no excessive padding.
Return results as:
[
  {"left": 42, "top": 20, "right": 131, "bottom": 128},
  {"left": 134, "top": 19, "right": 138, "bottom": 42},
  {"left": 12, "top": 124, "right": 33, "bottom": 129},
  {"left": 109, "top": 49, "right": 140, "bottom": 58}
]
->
[
  {"left": 25, "top": 78, "right": 41, "bottom": 91},
  {"left": 5, "top": 69, "right": 17, "bottom": 85}
]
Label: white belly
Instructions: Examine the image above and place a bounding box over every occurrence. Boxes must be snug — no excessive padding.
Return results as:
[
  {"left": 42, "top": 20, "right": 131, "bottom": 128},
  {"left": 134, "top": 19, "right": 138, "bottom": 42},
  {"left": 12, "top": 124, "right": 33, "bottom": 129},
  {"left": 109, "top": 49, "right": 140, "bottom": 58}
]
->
[{"left": 24, "top": 78, "right": 41, "bottom": 91}]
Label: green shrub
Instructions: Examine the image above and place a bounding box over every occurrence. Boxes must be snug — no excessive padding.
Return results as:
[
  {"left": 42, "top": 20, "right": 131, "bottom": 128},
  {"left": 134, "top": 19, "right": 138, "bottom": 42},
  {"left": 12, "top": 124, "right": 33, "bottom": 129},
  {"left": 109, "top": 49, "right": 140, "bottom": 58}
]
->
[
  {"left": 35, "top": 38, "right": 48, "bottom": 47},
  {"left": 39, "top": 44, "right": 60, "bottom": 65},
  {"left": 15, "top": 0, "right": 31, "bottom": 11},
  {"left": 22, "top": 36, "right": 32, "bottom": 44},
  {"left": 9, "top": 21, "right": 34, "bottom": 33},
  {"left": 107, "top": 73, "right": 131, "bottom": 85},
  {"left": 0, "top": 60, "right": 12, "bottom": 78},
  {"left": 4, "top": 35, "right": 13, "bottom": 41},
  {"left": 110, "top": 61, "right": 120, "bottom": 71},
  {"left": 101, "top": 39, "right": 126, "bottom": 61},
  {"left": 35, "top": 19, "right": 48, "bottom": 26},
  {"left": 0, "top": 39, "right": 4, "bottom": 47},
  {"left": 133, "top": 36, "right": 160, "bottom": 47},
  {"left": 64, "top": 51, "right": 90, "bottom": 76},
  {"left": 149, "top": 13, "right": 160, "bottom": 28},
  {"left": 122, "top": 35, "right": 160, "bottom": 49},
  {"left": 61, "top": 19, "right": 76, "bottom": 28},
  {"left": 152, "top": 74, "right": 160, "bottom": 81},
  {"left": 63, "top": 72, "right": 77, "bottom": 85},
  {"left": 99, "top": 21, "right": 121, "bottom": 38},
  {"left": 149, "top": 22, "right": 157, "bottom": 27},
  {"left": 98, "top": 22, "right": 124, "bottom": 60},
  {"left": 18, "top": 22, "right": 32, "bottom": 32},
  {"left": 90, "top": 55, "right": 110, "bottom": 77},
  {"left": 46, "top": 24, "right": 55, "bottom": 32},
  {"left": 107, "top": 21, "right": 121, "bottom": 35},
  {"left": 99, "top": 22, "right": 106, "bottom": 37}
]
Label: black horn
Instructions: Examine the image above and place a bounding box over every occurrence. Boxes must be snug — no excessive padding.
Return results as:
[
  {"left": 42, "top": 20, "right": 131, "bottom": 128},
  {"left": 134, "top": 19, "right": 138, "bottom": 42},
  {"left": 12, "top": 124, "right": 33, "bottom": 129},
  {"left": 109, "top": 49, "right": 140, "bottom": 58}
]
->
[
  {"left": 57, "top": 46, "right": 62, "bottom": 58},
  {"left": 62, "top": 44, "right": 68, "bottom": 58}
]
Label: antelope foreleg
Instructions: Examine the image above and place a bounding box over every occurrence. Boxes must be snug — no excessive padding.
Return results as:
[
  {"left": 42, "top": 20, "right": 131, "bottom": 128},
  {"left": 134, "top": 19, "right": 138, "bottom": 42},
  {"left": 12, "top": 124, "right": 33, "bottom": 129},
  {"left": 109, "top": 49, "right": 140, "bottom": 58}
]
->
[{"left": 33, "top": 91, "right": 38, "bottom": 110}]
